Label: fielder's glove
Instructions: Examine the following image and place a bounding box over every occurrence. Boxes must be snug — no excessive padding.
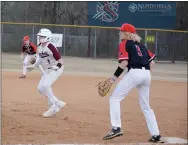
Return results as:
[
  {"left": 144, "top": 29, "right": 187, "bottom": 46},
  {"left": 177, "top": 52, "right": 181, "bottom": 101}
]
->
[
  {"left": 26, "top": 65, "right": 35, "bottom": 72},
  {"left": 97, "top": 78, "right": 115, "bottom": 97},
  {"left": 30, "top": 58, "right": 36, "bottom": 64}
]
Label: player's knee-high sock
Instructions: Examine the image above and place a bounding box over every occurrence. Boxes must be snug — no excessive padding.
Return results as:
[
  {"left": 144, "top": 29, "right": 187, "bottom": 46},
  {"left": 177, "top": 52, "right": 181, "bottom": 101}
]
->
[{"left": 23, "top": 64, "right": 27, "bottom": 76}]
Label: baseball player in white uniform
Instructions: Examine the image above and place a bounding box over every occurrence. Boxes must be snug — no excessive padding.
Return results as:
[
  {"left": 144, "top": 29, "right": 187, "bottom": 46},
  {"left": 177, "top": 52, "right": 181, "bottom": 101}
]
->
[
  {"left": 27, "top": 28, "right": 66, "bottom": 117},
  {"left": 102, "top": 23, "right": 164, "bottom": 143}
]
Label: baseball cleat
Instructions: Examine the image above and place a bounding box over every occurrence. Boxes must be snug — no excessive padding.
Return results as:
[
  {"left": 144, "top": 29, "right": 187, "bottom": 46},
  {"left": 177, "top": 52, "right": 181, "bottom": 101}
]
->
[
  {"left": 148, "top": 135, "right": 165, "bottom": 143},
  {"left": 43, "top": 104, "right": 60, "bottom": 118},
  {"left": 48, "top": 100, "right": 66, "bottom": 108},
  {"left": 103, "top": 127, "right": 123, "bottom": 140},
  {"left": 58, "top": 100, "right": 66, "bottom": 108},
  {"left": 43, "top": 101, "right": 66, "bottom": 117},
  {"left": 19, "top": 75, "right": 26, "bottom": 79}
]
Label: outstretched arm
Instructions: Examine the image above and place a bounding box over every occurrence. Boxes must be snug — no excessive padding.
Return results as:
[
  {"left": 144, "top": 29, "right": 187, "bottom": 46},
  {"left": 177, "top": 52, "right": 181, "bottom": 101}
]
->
[
  {"left": 26, "top": 53, "right": 41, "bottom": 72},
  {"left": 21, "top": 45, "right": 26, "bottom": 60},
  {"left": 97, "top": 60, "right": 128, "bottom": 97}
]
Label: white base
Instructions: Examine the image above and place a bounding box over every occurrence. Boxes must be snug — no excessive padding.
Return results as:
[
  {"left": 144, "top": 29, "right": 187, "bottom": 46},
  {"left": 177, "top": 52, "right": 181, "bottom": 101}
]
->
[{"left": 163, "top": 137, "right": 188, "bottom": 144}]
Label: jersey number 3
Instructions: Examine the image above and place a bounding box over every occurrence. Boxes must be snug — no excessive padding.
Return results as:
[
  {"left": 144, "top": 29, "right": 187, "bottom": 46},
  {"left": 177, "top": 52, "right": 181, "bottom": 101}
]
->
[{"left": 136, "top": 45, "right": 143, "bottom": 57}]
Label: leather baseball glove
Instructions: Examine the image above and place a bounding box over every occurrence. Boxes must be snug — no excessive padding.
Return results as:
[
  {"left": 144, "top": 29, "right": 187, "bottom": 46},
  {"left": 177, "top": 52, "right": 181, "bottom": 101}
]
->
[
  {"left": 30, "top": 58, "right": 36, "bottom": 64},
  {"left": 97, "top": 78, "right": 114, "bottom": 97}
]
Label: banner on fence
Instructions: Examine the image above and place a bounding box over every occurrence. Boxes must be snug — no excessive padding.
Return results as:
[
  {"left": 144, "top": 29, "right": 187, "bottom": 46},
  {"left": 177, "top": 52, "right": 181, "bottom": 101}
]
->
[
  {"left": 88, "top": 1, "right": 176, "bottom": 29},
  {"left": 37, "top": 34, "right": 63, "bottom": 47}
]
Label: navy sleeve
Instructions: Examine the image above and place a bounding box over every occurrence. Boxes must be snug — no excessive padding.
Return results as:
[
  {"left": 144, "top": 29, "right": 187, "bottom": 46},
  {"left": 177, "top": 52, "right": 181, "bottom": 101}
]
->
[{"left": 125, "top": 40, "right": 134, "bottom": 52}]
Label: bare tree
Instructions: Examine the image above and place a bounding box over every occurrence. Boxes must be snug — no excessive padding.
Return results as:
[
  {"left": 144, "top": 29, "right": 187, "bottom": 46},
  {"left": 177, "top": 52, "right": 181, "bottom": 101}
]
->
[
  {"left": 1, "top": 2, "right": 7, "bottom": 16},
  {"left": 176, "top": 2, "right": 188, "bottom": 30}
]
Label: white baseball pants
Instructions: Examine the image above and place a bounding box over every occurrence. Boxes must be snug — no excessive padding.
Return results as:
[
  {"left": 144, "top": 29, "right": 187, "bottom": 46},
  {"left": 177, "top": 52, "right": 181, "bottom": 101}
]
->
[
  {"left": 37, "top": 67, "right": 63, "bottom": 105},
  {"left": 110, "top": 68, "right": 160, "bottom": 136},
  {"left": 22, "top": 54, "right": 37, "bottom": 75}
]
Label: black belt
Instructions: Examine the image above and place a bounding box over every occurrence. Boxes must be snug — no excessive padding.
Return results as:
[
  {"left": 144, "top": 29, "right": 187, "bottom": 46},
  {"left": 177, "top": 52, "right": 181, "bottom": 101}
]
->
[
  {"left": 28, "top": 52, "right": 36, "bottom": 55},
  {"left": 131, "top": 66, "right": 150, "bottom": 70}
]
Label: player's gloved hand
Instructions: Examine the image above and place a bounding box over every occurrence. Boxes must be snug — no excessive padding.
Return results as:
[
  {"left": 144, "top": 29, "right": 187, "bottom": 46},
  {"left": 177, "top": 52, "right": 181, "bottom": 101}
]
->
[
  {"left": 51, "top": 63, "right": 63, "bottom": 71},
  {"left": 26, "top": 65, "right": 35, "bottom": 72},
  {"left": 97, "top": 77, "right": 116, "bottom": 97},
  {"left": 51, "top": 65, "right": 59, "bottom": 71}
]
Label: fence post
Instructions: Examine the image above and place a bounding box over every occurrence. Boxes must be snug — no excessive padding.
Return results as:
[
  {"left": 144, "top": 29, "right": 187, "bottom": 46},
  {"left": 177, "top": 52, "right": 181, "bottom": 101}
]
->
[
  {"left": 63, "top": 27, "right": 66, "bottom": 56},
  {"left": 187, "top": 30, "right": 188, "bottom": 61},
  {"left": 155, "top": 31, "right": 158, "bottom": 61},
  {"left": 172, "top": 45, "right": 175, "bottom": 63},
  {"left": 145, "top": 30, "right": 148, "bottom": 48},
  {"left": 172, "top": 32, "right": 176, "bottom": 63},
  {"left": 88, "top": 28, "right": 91, "bottom": 57},
  {"left": 94, "top": 28, "right": 97, "bottom": 59},
  {"left": 2, "top": 24, "right": 3, "bottom": 35},
  {"left": 1, "top": 24, "right": 3, "bottom": 53}
]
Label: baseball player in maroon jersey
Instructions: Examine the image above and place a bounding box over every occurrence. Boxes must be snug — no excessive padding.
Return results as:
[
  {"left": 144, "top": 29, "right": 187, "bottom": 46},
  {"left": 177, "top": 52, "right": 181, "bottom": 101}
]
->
[
  {"left": 102, "top": 23, "right": 164, "bottom": 143},
  {"left": 26, "top": 28, "right": 65, "bottom": 117},
  {"left": 19, "top": 36, "right": 38, "bottom": 79}
]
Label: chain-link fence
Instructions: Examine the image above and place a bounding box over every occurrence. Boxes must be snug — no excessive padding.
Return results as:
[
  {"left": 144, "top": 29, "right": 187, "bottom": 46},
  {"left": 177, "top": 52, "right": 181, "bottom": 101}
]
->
[{"left": 1, "top": 22, "right": 188, "bottom": 62}]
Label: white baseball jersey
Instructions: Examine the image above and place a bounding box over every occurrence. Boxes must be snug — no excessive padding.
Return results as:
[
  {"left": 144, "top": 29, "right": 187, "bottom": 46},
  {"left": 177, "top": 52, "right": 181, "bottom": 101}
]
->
[{"left": 37, "top": 42, "right": 62, "bottom": 71}]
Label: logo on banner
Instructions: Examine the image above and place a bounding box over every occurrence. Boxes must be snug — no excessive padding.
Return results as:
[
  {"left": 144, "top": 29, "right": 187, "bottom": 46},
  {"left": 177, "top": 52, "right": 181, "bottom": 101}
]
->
[
  {"left": 129, "top": 3, "right": 138, "bottom": 13},
  {"left": 37, "top": 34, "right": 63, "bottom": 47},
  {"left": 129, "top": 3, "right": 172, "bottom": 13},
  {"left": 51, "top": 36, "right": 60, "bottom": 44},
  {"left": 92, "top": 2, "right": 119, "bottom": 22}
]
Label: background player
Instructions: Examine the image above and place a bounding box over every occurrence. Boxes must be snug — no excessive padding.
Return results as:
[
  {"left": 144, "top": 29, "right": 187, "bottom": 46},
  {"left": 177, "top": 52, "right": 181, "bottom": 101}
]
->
[
  {"left": 102, "top": 23, "right": 164, "bottom": 143},
  {"left": 26, "top": 28, "right": 65, "bottom": 118},
  {"left": 19, "top": 36, "right": 37, "bottom": 79}
]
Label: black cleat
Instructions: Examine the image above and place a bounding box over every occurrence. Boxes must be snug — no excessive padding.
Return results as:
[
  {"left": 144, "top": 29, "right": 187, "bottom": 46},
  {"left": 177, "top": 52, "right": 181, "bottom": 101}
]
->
[
  {"left": 148, "top": 135, "right": 165, "bottom": 143},
  {"left": 103, "top": 127, "right": 123, "bottom": 140},
  {"left": 19, "top": 75, "right": 26, "bottom": 79}
]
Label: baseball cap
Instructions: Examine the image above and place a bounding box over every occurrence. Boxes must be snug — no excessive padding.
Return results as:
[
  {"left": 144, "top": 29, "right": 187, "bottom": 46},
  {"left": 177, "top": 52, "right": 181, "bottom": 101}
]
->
[
  {"left": 118, "top": 23, "right": 136, "bottom": 33},
  {"left": 23, "top": 36, "right": 30, "bottom": 41}
]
